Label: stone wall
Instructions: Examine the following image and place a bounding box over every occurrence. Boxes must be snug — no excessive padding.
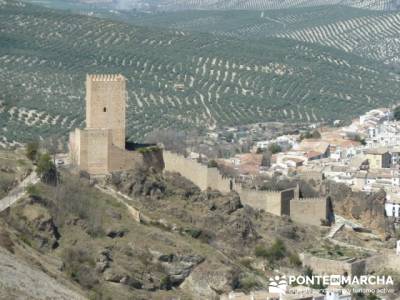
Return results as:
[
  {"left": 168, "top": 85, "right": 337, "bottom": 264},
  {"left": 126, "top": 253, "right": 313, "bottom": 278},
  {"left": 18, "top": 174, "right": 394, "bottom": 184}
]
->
[
  {"left": 366, "top": 252, "right": 400, "bottom": 273},
  {"left": 290, "top": 198, "right": 327, "bottom": 226},
  {"left": 300, "top": 253, "right": 366, "bottom": 277},
  {"left": 237, "top": 189, "right": 285, "bottom": 216},
  {"left": 76, "top": 128, "right": 111, "bottom": 175},
  {"left": 70, "top": 128, "right": 164, "bottom": 175},
  {"left": 163, "top": 151, "right": 329, "bottom": 225},
  {"left": 163, "top": 151, "right": 290, "bottom": 215},
  {"left": 108, "top": 145, "right": 139, "bottom": 172},
  {"left": 163, "top": 150, "right": 210, "bottom": 190}
]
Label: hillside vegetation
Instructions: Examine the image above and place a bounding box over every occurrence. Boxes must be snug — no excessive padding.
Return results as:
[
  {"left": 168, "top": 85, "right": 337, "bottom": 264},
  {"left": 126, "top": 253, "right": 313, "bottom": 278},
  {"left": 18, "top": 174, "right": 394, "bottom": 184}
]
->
[
  {"left": 130, "top": 6, "right": 400, "bottom": 64},
  {"left": 1, "top": 0, "right": 400, "bottom": 145},
  {"left": 135, "top": 0, "right": 400, "bottom": 11},
  {"left": 26, "top": 0, "right": 400, "bottom": 11}
]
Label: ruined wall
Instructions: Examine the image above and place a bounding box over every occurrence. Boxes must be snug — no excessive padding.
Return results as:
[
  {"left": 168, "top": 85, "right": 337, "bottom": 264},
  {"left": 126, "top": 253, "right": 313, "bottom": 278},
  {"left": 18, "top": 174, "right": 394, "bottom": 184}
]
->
[
  {"left": 86, "top": 74, "right": 126, "bottom": 149},
  {"left": 300, "top": 253, "right": 366, "bottom": 277},
  {"left": 290, "top": 197, "right": 327, "bottom": 226}
]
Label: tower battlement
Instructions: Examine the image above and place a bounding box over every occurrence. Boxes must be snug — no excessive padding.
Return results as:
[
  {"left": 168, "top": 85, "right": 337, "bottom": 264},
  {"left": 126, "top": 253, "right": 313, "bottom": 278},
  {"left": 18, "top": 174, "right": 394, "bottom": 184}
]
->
[{"left": 86, "top": 74, "right": 125, "bottom": 82}]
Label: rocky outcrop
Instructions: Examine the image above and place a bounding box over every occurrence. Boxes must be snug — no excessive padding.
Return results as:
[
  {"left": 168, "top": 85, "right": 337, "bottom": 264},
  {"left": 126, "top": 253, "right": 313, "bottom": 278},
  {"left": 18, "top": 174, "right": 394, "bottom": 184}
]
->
[
  {"left": 326, "top": 181, "right": 390, "bottom": 235},
  {"left": 109, "top": 168, "right": 166, "bottom": 199},
  {"left": 150, "top": 250, "right": 205, "bottom": 286},
  {"left": 95, "top": 249, "right": 112, "bottom": 273},
  {"left": 9, "top": 200, "right": 60, "bottom": 250},
  {"left": 180, "top": 261, "right": 240, "bottom": 300}
]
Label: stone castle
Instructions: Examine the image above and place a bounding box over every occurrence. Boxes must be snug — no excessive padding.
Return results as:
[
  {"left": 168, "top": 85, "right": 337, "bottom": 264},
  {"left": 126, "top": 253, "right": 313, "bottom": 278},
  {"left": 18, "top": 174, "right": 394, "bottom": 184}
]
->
[
  {"left": 69, "top": 74, "right": 332, "bottom": 227},
  {"left": 69, "top": 74, "right": 141, "bottom": 175}
]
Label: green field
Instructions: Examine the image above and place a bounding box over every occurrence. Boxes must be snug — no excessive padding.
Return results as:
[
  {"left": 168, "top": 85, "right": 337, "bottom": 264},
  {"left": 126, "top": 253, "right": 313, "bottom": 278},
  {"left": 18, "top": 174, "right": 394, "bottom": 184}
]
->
[{"left": 1, "top": 0, "right": 400, "bottom": 145}]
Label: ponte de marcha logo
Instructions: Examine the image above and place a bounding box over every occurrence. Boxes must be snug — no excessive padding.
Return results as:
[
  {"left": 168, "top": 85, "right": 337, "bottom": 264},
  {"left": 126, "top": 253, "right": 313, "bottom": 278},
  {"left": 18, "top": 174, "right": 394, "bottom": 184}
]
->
[
  {"left": 268, "top": 275, "right": 288, "bottom": 294},
  {"left": 268, "top": 274, "right": 394, "bottom": 295}
]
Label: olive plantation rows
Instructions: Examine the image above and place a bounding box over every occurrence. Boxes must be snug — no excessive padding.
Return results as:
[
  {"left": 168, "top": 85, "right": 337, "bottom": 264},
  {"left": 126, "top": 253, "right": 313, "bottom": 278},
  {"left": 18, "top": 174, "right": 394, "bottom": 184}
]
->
[
  {"left": 132, "top": 5, "right": 400, "bottom": 64},
  {"left": 132, "top": 0, "right": 398, "bottom": 11},
  {"left": 1, "top": 0, "right": 400, "bottom": 145}
]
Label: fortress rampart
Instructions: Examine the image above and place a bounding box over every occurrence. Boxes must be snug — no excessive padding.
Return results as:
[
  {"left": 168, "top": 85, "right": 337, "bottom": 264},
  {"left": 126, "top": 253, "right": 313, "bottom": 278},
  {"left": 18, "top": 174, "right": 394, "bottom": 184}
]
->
[
  {"left": 163, "top": 150, "right": 331, "bottom": 226},
  {"left": 300, "top": 253, "right": 366, "bottom": 277},
  {"left": 290, "top": 197, "right": 328, "bottom": 226}
]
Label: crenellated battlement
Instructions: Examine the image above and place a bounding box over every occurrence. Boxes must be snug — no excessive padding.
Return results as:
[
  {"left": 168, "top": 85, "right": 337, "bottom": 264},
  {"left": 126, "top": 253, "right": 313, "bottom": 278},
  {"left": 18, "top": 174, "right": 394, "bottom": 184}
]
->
[{"left": 87, "top": 74, "right": 125, "bottom": 82}]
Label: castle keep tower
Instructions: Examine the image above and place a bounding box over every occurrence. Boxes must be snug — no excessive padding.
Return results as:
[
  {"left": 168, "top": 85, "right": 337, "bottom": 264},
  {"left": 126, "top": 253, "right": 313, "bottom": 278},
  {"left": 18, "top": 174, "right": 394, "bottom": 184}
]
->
[
  {"left": 69, "top": 74, "right": 140, "bottom": 175},
  {"left": 86, "top": 74, "right": 126, "bottom": 149}
]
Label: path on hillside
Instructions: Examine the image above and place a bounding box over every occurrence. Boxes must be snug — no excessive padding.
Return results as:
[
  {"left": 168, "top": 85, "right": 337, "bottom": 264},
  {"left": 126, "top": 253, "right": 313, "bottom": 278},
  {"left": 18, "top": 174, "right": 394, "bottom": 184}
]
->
[
  {"left": 0, "top": 171, "right": 39, "bottom": 212},
  {"left": 94, "top": 185, "right": 142, "bottom": 223}
]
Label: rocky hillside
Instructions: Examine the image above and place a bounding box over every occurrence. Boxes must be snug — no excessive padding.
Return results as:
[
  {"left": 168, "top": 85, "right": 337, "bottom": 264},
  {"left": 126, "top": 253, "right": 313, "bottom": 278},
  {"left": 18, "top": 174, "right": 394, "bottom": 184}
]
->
[
  {"left": 0, "top": 163, "right": 328, "bottom": 299},
  {"left": 326, "top": 181, "right": 391, "bottom": 236}
]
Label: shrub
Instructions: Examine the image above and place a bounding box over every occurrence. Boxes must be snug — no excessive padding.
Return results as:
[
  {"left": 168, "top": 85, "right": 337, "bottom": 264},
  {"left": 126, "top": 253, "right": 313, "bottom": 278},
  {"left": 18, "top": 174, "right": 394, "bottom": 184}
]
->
[
  {"left": 26, "top": 184, "right": 40, "bottom": 199},
  {"left": 26, "top": 142, "right": 39, "bottom": 161},
  {"left": 239, "top": 275, "right": 258, "bottom": 292},
  {"left": 239, "top": 258, "right": 253, "bottom": 269},
  {"left": 62, "top": 247, "right": 98, "bottom": 289},
  {"left": 207, "top": 160, "right": 218, "bottom": 168},
  {"left": 394, "top": 106, "right": 400, "bottom": 121},
  {"left": 184, "top": 228, "right": 202, "bottom": 238},
  {"left": 268, "top": 143, "right": 282, "bottom": 154},
  {"left": 0, "top": 230, "right": 14, "bottom": 253},
  {"left": 289, "top": 252, "right": 302, "bottom": 267},
  {"left": 36, "top": 153, "right": 57, "bottom": 185},
  {"left": 255, "top": 239, "right": 286, "bottom": 264},
  {"left": 254, "top": 245, "right": 269, "bottom": 258},
  {"left": 301, "top": 130, "right": 321, "bottom": 140},
  {"left": 160, "top": 275, "right": 172, "bottom": 290},
  {"left": 267, "top": 239, "right": 286, "bottom": 262}
]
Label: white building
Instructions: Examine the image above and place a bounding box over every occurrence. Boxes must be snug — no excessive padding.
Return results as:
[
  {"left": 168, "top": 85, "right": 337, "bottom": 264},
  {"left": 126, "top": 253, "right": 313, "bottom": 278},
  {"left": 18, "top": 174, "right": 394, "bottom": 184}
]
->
[
  {"left": 360, "top": 108, "right": 391, "bottom": 127},
  {"left": 366, "top": 121, "right": 400, "bottom": 148},
  {"left": 325, "top": 289, "right": 351, "bottom": 300},
  {"left": 385, "top": 193, "right": 400, "bottom": 219},
  {"left": 397, "top": 240, "right": 400, "bottom": 256},
  {"left": 256, "top": 135, "right": 297, "bottom": 151}
]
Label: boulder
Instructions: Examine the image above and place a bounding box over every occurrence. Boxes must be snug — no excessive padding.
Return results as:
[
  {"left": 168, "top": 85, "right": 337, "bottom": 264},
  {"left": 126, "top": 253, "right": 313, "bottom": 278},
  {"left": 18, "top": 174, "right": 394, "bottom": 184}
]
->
[
  {"left": 95, "top": 249, "right": 112, "bottom": 273},
  {"left": 180, "top": 262, "right": 239, "bottom": 299}
]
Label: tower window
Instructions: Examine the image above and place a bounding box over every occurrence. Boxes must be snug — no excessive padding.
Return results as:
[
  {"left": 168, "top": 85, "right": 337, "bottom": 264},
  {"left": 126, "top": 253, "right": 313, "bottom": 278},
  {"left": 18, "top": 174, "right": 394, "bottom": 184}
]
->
[{"left": 103, "top": 107, "right": 107, "bottom": 112}]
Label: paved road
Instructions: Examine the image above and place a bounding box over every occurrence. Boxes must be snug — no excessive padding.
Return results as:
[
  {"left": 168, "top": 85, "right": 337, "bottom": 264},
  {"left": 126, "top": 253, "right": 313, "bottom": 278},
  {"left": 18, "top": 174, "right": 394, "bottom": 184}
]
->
[{"left": 0, "top": 171, "right": 39, "bottom": 212}]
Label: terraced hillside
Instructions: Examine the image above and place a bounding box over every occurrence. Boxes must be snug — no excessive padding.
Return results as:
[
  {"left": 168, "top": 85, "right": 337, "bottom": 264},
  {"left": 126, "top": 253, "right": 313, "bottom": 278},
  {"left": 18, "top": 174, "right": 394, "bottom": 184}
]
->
[
  {"left": 129, "top": 6, "right": 378, "bottom": 35},
  {"left": 141, "top": 0, "right": 400, "bottom": 11},
  {"left": 1, "top": 0, "right": 400, "bottom": 145},
  {"left": 29, "top": 0, "right": 400, "bottom": 11},
  {"left": 276, "top": 10, "right": 400, "bottom": 64},
  {"left": 131, "top": 6, "right": 400, "bottom": 64}
]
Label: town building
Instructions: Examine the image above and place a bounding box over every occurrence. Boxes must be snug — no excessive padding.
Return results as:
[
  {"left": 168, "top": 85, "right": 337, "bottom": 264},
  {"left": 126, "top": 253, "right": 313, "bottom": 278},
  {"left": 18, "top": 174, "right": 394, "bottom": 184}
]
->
[{"left": 365, "top": 148, "right": 392, "bottom": 169}]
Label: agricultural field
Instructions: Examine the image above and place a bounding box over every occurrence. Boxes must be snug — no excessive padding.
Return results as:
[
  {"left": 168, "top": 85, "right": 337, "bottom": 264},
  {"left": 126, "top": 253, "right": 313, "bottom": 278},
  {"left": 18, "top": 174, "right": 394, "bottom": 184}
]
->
[
  {"left": 130, "top": 6, "right": 400, "bottom": 64},
  {"left": 139, "top": 0, "right": 400, "bottom": 11},
  {"left": 24, "top": 0, "right": 400, "bottom": 11},
  {"left": 1, "top": 0, "right": 400, "bottom": 145}
]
